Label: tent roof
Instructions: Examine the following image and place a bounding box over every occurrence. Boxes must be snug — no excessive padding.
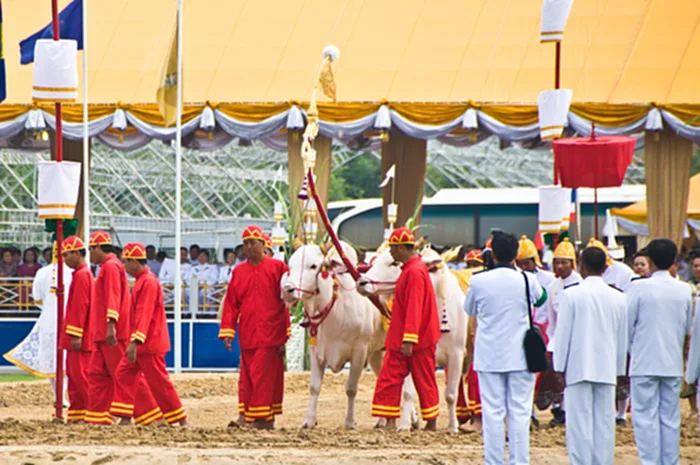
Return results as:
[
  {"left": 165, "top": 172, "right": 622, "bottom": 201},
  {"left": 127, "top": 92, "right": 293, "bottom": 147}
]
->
[
  {"left": 5, "top": 0, "right": 700, "bottom": 106},
  {"left": 611, "top": 174, "right": 700, "bottom": 222}
]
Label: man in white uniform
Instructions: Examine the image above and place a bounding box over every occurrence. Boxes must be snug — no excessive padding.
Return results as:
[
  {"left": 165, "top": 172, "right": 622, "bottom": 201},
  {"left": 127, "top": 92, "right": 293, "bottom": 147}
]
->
[
  {"left": 539, "top": 237, "right": 582, "bottom": 426},
  {"left": 186, "top": 249, "right": 218, "bottom": 312},
  {"left": 553, "top": 247, "right": 627, "bottom": 465},
  {"left": 587, "top": 237, "right": 636, "bottom": 423},
  {"left": 686, "top": 279, "right": 700, "bottom": 429},
  {"left": 627, "top": 239, "right": 693, "bottom": 465},
  {"left": 464, "top": 232, "right": 547, "bottom": 465}
]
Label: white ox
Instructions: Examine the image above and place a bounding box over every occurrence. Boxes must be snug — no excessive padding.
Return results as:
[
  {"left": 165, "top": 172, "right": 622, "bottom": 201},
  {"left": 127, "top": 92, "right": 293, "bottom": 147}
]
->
[
  {"left": 281, "top": 242, "right": 386, "bottom": 429},
  {"left": 357, "top": 248, "right": 468, "bottom": 433}
]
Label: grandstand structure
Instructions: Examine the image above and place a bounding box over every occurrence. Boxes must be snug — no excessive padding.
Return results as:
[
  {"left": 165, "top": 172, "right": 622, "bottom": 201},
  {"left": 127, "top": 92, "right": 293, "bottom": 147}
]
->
[{"left": 0, "top": 137, "right": 646, "bottom": 249}]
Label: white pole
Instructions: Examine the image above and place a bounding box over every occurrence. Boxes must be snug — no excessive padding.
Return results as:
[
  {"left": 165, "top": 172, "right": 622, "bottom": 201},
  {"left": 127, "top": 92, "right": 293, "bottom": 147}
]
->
[
  {"left": 173, "top": 0, "right": 184, "bottom": 374},
  {"left": 82, "top": 0, "right": 90, "bottom": 255}
]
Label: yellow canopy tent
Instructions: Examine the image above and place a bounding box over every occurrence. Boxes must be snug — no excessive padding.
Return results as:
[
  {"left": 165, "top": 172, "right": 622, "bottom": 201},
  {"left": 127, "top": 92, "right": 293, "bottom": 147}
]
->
[
  {"left": 611, "top": 174, "right": 700, "bottom": 242},
  {"left": 2, "top": 0, "right": 700, "bottom": 129}
]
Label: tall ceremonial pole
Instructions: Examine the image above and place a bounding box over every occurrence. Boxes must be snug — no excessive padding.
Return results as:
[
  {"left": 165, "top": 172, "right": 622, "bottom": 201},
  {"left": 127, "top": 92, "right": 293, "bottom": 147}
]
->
[
  {"left": 173, "top": 0, "right": 183, "bottom": 374},
  {"left": 82, "top": 0, "right": 90, "bottom": 259},
  {"left": 51, "top": 0, "right": 66, "bottom": 421}
]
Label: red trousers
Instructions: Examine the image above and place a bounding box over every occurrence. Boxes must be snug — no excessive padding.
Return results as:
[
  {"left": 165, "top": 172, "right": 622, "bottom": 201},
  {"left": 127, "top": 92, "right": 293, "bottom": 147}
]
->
[
  {"left": 238, "top": 348, "right": 284, "bottom": 420},
  {"left": 86, "top": 342, "right": 162, "bottom": 426},
  {"left": 240, "top": 347, "right": 284, "bottom": 422},
  {"left": 111, "top": 353, "right": 186, "bottom": 425},
  {"left": 372, "top": 347, "right": 440, "bottom": 420},
  {"left": 66, "top": 351, "right": 91, "bottom": 422},
  {"left": 466, "top": 362, "right": 482, "bottom": 418}
]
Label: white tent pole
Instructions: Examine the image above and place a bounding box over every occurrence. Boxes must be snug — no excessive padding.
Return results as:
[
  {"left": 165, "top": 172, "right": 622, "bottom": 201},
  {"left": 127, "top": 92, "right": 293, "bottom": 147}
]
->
[
  {"left": 173, "top": 0, "right": 184, "bottom": 374},
  {"left": 82, "top": 0, "right": 90, "bottom": 253}
]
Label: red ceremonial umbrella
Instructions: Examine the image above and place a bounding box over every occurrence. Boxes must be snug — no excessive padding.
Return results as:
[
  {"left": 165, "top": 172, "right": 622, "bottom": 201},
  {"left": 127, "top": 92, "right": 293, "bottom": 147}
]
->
[{"left": 552, "top": 130, "right": 635, "bottom": 238}]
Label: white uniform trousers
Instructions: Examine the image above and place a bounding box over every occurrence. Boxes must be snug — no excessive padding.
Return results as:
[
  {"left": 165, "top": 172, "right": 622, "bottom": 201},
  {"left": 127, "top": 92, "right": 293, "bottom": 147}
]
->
[
  {"left": 631, "top": 376, "right": 681, "bottom": 465},
  {"left": 564, "top": 382, "right": 615, "bottom": 465},
  {"left": 478, "top": 370, "right": 535, "bottom": 465}
]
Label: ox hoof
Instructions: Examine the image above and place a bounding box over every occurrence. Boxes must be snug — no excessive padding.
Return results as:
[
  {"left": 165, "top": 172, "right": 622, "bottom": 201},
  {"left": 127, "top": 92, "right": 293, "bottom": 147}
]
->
[
  {"left": 396, "top": 425, "right": 411, "bottom": 433},
  {"left": 374, "top": 419, "right": 387, "bottom": 429},
  {"left": 301, "top": 420, "right": 318, "bottom": 429},
  {"left": 345, "top": 421, "right": 357, "bottom": 430}
]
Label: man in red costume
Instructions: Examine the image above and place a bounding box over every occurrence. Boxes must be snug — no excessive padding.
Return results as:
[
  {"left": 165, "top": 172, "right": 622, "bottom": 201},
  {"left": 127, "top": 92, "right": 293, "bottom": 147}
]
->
[
  {"left": 219, "top": 225, "right": 289, "bottom": 429},
  {"left": 60, "top": 236, "right": 94, "bottom": 423},
  {"left": 85, "top": 231, "right": 162, "bottom": 426},
  {"left": 372, "top": 227, "right": 441, "bottom": 431},
  {"left": 110, "top": 243, "right": 188, "bottom": 426}
]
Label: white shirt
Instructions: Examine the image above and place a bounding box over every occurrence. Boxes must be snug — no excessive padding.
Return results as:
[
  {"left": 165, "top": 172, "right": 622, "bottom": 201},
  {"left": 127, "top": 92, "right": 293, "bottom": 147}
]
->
[
  {"left": 553, "top": 276, "right": 627, "bottom": 385},
  {"left": 541, "top": 271, "right": 582, "bottom": 350},
  {"left": 218, "top": 264, "right": 234, "bottom": 284},
  {"left": 686, "top": 299, "right": 700, "bottom": 384},
  {"left": 187, "top": 262, "right": 218, "bottom": 286},
  {"left": 464, "top": 266, "right": 546, "bottom": 372},
  {"left": 158, "top": 258, "right": 191, "bottom": 285},
  {"left": 627, "top": 270, "right": 693, "bottom": 377},
  {"left": 603, "top": 260, "right": 635, "bottom": 291}
]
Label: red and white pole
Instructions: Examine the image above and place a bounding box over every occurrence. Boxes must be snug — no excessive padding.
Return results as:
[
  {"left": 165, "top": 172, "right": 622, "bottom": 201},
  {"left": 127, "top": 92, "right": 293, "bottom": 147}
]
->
[{"left": 51, "top": 0, "right": 65, "bottom": 421}]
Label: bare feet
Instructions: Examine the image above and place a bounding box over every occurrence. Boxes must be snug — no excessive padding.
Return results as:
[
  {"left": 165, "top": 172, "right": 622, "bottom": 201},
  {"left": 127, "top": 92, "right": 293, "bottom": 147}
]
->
[
  {"left": 424, "top": 419, "right": 437, "bottom": 432},
  {"left": 458, "top": 417, "right": 482, "bottom": 434},
  {"left": 117, "top": 417, "right": 132, "bottom": 426},
  {"left": 375, "top": 418, "right": 396, "bottom": 430},
  {"left": 249, "top": 419, "right": 274, "bottom": 430},
  {"left": 178, "top": 418, "right": 190, "bottom": 427}
]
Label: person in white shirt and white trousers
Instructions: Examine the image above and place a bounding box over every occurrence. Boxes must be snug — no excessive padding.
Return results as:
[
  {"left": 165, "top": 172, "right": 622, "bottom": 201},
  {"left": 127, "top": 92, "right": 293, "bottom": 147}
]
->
[
  {"left": 553, "top": 247, "right": 628, "bottom": 465},
  {"left": 464, "top": 232, "right": 547, "bottom": 465},
  {"left": 627, "top": 239, "right": 693, "bottom": 465}
]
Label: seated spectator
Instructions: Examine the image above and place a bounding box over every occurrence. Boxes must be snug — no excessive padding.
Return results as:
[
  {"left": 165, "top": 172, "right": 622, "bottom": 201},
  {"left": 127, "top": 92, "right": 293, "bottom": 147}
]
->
[
  {"left": 10, "top": 247, "right": 21, "bottom": 265},
  {"left": 18, "top": 248, "right": 42, "bottom": 278},
  {"left": 186, "top": 250, "right": 218, "bottom": 312},
  {"left": 189, "top": 244, "right": 201, "bottom": 265},
  {"left": 218, "top": 249, "right": 236, "bottom": 284},
  {"left": 41, "top": 247, "right": 52, "bottom": 267},
  {"left": 146, "top": 245, "right": 161, "bottom": 276},
  {"left": 0, "top": 249, "right": 18, "bottom": 278}
]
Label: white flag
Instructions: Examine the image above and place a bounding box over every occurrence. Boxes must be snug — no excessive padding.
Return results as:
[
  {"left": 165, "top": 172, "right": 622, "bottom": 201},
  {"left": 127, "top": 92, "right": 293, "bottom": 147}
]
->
[{"left": 379, "top": 164, "right": 396, "bottom": 188}]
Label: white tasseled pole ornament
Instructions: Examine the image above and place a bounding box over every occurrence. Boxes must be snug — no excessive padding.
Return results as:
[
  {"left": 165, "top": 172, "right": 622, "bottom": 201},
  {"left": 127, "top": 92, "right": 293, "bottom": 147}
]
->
[{"left": 323, "top": 45, "right": 340, "bottom": 62}]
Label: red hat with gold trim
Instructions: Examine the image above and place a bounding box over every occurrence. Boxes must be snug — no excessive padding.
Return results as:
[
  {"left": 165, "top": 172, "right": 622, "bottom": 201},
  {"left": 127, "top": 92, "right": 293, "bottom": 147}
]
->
[
  {"left": 466, "top": 249, "right": 483, "bottom": 264},
  {"left": 63, "top": 235, "right": 85, "bottom": 252},
  {"left": 122, "top": 243, "right": 147, "bottom": 260},
  {"left": 388, "top": 227, "right": 415, "bottom": 246},
  {"left": 262, "top": 233, "right": 273, "bottom": 251},
  {"left": 242, "top": 225, "right": 265, "bottom": 242},
  {"left": 89, "top": 230, "right": 112, "bottom": 246}
]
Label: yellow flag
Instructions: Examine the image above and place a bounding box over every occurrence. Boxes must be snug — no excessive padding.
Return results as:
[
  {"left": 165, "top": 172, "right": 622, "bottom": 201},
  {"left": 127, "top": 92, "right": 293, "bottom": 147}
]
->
[
  {"left": 318, "top": 57, "right": 336, "bottom": 102},
  {"left": 156, "top": 23, "right": 179, "bottom": 127}
]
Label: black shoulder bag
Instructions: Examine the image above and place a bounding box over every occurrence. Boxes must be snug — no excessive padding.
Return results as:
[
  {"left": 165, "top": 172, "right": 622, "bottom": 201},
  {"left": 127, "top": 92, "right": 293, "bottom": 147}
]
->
[{"left": 522, "top": 272, "right": 548, "bottom": 373}]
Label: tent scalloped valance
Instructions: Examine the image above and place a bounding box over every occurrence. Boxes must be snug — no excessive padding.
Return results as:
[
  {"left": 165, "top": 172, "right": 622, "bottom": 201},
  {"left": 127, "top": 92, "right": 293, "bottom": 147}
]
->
[{"left": 2, "top": 102, "right": 700, "bottom": 151}]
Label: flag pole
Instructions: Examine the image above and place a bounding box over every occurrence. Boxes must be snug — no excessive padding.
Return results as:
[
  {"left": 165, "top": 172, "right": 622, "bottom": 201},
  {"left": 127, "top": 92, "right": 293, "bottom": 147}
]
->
[
  {"left": 51, "top": 0, "right": 65, "bottom": 421},
  {"left": 82, "top": 0, "right": 90, "bottom": 259},
  {"left": 173, "top": 0, "right": 183, "bottom": 374}
]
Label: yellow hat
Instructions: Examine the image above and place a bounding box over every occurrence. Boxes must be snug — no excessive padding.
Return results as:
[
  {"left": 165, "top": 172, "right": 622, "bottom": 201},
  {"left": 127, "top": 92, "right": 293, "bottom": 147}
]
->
[
  {"left": 586, "top": 238, "right": 613, "bottom": 266},
  {"left": 553, "top": 238, "right": 576, "bottom": 267},
  {"left": 517, "top": 235, "right": 542, "bottom": 266}
]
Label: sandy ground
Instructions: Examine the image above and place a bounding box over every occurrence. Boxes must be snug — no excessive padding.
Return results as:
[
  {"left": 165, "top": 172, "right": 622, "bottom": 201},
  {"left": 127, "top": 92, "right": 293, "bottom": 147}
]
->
[{"left": 0, "top": 372, "right": 698, "bottom": 464}]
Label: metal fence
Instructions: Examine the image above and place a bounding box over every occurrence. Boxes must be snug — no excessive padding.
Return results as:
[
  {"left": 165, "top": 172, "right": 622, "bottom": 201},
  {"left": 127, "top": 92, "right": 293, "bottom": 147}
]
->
[{"left": 0, "top": 276, "right": 228, "bottom": 316}]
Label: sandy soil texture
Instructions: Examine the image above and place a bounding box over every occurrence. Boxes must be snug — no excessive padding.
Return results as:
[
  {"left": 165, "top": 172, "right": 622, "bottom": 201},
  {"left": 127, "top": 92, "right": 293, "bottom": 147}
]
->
[{"left": 0, "top": 372, "right": 698, "bottom": 464}]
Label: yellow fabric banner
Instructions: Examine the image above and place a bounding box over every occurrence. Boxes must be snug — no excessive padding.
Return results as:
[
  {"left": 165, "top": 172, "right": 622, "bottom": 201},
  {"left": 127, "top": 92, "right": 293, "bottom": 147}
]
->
[{"left": 156, "top": 22, "right": 179, "bottom": 127}]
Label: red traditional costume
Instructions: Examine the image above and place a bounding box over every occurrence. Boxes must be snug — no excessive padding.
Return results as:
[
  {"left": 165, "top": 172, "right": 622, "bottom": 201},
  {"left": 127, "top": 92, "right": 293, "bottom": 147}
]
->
[
  {"left": 85, "top": 231, "right": 161, "bottom": 426},
  {"left": 372, "top": 228, "right": 441, "bottom": 421},
  {"left": 58, "top": 236, "right": 94, "bottom": 423},
  {"left": 110, "top": 243, "right": 186, "bottom": 425},
  {"left": 219, "top": 226, "right": 290, "bottom": 423}
]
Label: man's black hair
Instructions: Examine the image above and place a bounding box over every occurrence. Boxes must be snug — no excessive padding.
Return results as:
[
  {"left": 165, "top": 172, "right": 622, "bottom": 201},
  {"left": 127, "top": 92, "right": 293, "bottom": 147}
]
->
[
  {"left": 189, "top": 244, "right": 200, "bottom": 251},
  {"left": 100, "top": 244, "right": 114, "bottom": 254},
  {"left": 180, "top": 247, "right": 187, "bottom": 253},
  {"left": 646, "top": 239, "right": 677, "bottom": 270},
  {"left": 490, "top": 232, "right": 518, "bottom": 264},
  {"left": 156, "top": 251, "right": 167, "bottom": 260},
  {"left": 581, "top": 247, "right": 606, "bottom": 274},
  {"left": 78, "top": 249, "right": 87, "bottom": 258},
  {"left": 146, "top": 245, "right": 156, "bottom": 251},
  {"left": 199, "top": 249, "right": 210, "bottom": 258}
]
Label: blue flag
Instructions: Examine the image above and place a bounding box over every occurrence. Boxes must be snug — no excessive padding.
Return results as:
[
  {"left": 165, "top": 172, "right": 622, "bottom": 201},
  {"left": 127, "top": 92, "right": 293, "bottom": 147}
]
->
[
  {"left": 19, "top": 0, "right": 82, "bottom": 65},
  {"left": 0, "top": 0, "right": 6, "bottom": 102}
]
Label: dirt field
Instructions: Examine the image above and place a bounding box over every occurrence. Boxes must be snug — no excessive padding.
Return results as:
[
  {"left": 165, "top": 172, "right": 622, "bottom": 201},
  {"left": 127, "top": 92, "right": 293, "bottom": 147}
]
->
[{"left": 0, "top": 372, "right": 698, "bottom": 464}]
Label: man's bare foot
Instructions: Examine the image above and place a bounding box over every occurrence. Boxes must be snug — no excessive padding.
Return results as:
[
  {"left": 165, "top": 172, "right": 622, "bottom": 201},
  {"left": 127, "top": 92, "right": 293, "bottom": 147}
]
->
[
  {"left": 117, "top": 417, "right": 131, "bottom": 426},
  {"left": 375, "top": 418, "right": 396, "bottom": 430},
  {"left": 178, "top": 418, "right": 190, "bottom": 427},
  {"left": 250, "top": 419, "right": 274, "bottom": 430},
  {"left": 424, "top": 419, "right": 437, "bottom": 432},
  {"left": 458, "top": 417, "right": 482, "bottom": 434}
]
